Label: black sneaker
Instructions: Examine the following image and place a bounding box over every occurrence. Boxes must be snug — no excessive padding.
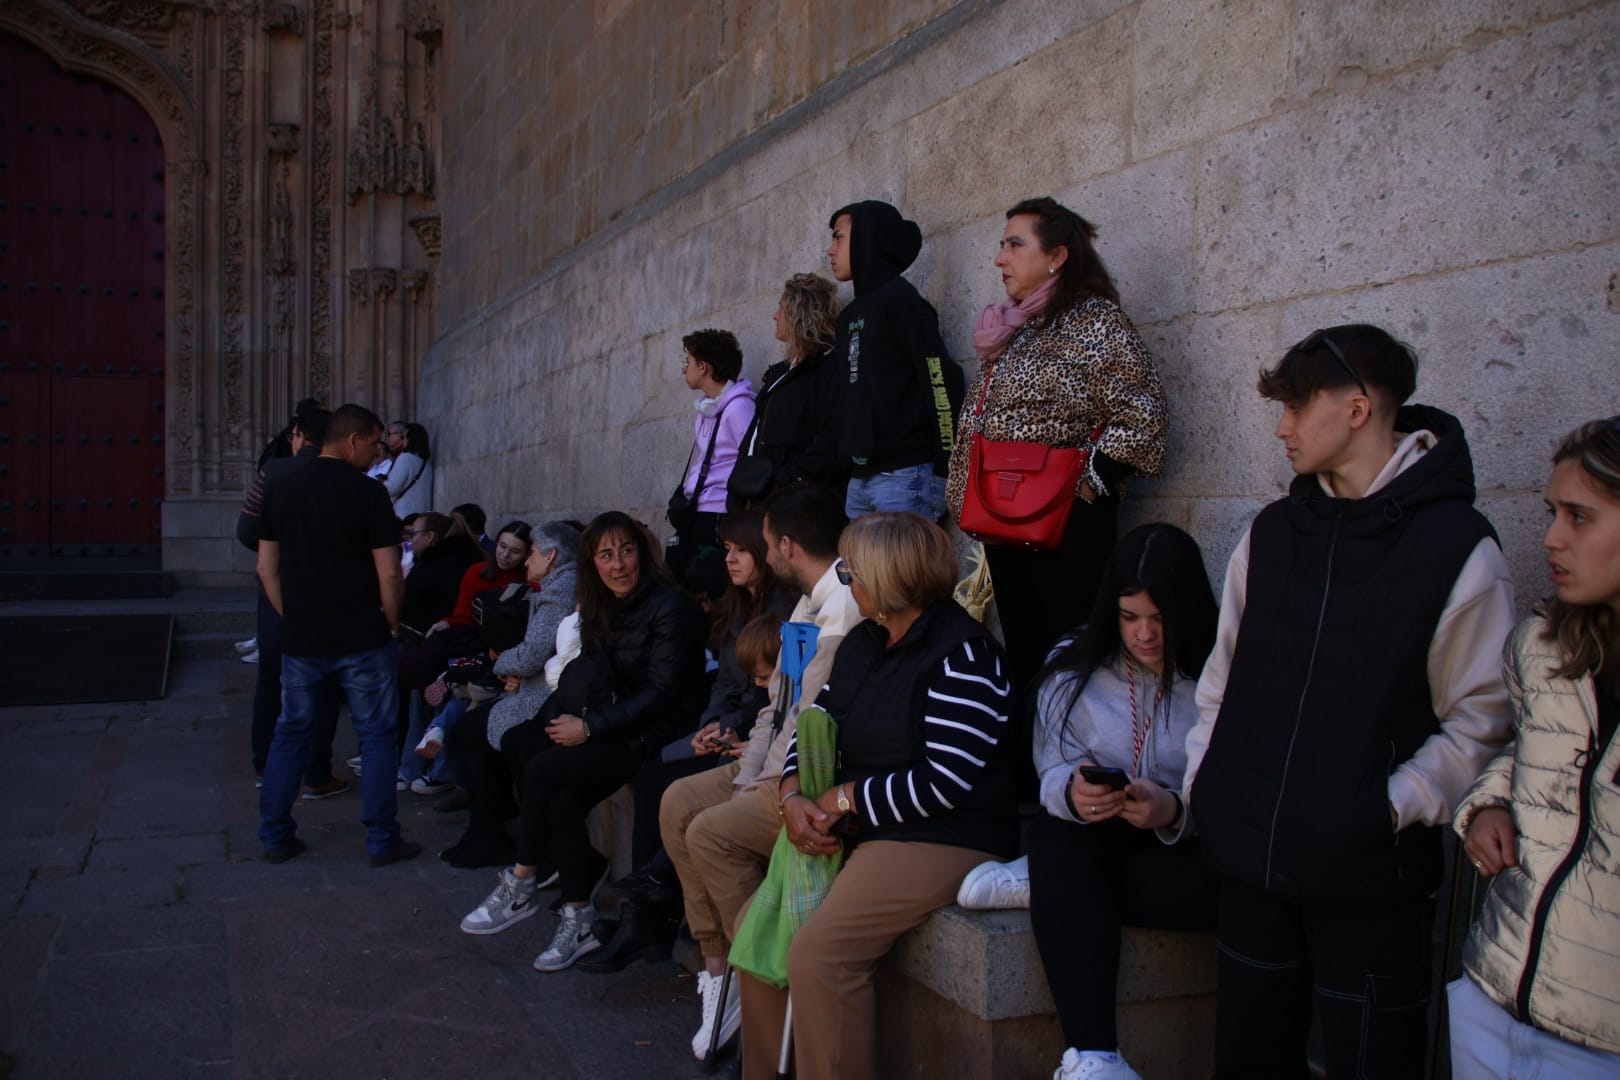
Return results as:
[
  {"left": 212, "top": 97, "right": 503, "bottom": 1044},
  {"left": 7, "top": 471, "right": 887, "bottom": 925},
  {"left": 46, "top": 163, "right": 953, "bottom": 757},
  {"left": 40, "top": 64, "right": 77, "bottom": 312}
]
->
[
  {"left": 368, "top": 838, "right": 422, "bottom": 867},
  {"left": 433, "top": 787, "right": 470, "bottom": 813},
  {"left": 262, "top": 836, "right": 307, "bottom": 864},
  {"left": 604, "top": 864, "right": 680, "bottom": 907}
]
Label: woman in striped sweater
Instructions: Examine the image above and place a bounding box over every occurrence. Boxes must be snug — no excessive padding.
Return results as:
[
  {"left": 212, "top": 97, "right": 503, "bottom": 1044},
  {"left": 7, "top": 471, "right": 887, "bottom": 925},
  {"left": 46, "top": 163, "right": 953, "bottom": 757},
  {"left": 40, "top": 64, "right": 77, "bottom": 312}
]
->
[{"left": 738, "top": 511, "right": 1016, "bottom": 1080}]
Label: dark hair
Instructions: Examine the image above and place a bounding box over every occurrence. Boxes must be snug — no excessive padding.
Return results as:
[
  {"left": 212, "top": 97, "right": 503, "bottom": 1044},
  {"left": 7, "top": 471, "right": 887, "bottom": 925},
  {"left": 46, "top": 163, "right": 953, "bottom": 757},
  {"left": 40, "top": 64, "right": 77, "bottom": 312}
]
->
[
  {"left": 682, "top": 328, "right": 743, "bottom": 384},
  {"left": 413, "top": 511, "right": 453, "bottom": 541},
  {"left": 1005, "top": 197, "right": 1120, "bottom": 320},
  {"left": 736, "top": 611, "right": 787, "bottom": 677},
  {"left": 1258, "top": 324, "right": 1418, "bottom": 413},
  {"left": 1540, "top": 416, "right": 1620, "bottom": 680},
  {"left": 294, "top": 406, "right": 330, "bottom": 447},
  {"left": 577, "top": 511, "right": 673, "bottom": 650},
  {"left": 400, "top": 512, "right": 422, "bottom": 529},
  {"left": 711, "top": 510, "right": 783, "bottom": 646},
  {"left": 479, "top": 520, "right": 531, "bottom": 580},
  {"left": 1036, "top": 524, "right": 1218, "bottom": 748},
  {"left": 762, "top": 483, "right": 847, "bottom": 561},
  {"left": 327, "top": 403, "right": 384, "bottom": 444},
  {"left": 399, "top": 421, "right": 431, "bottom": 461},
  {"left": 452, "top": 502, "right": 487, "bottom": 536}
]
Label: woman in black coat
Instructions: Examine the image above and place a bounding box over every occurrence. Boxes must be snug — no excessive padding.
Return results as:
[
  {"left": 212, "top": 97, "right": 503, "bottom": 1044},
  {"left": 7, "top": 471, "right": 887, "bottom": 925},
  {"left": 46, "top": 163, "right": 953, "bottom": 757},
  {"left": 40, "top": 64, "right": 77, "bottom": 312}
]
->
[{"left": 454, "top": 511, "right": 708, "bottom": 973}]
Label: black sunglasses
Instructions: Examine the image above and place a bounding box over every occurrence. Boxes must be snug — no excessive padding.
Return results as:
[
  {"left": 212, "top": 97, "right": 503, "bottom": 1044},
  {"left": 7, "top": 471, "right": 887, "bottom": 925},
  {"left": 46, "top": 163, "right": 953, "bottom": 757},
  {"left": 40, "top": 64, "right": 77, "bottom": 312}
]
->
[{"left": 1299, "top": 329, "right": 1368, "bottom": 398}]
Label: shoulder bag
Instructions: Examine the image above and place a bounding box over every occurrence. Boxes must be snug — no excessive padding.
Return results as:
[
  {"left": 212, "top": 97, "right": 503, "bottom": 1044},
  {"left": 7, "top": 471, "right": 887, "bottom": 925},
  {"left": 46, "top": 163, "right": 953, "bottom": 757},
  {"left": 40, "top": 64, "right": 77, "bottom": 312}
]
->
[
  {"left": 668, "top": 396, "right": 739, "bottom": 532},
  {"left": 956, "top": 358, "right": 1103, "bottom": 551}
]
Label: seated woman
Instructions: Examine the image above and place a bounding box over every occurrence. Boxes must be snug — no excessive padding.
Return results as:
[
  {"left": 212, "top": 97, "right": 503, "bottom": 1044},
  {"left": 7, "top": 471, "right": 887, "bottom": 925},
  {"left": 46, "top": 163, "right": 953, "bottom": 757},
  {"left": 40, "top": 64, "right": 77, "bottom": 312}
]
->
[
  {"left": 727, "top": 273, "right": 845, "bottom": 511},
  {"left": 1024, "top": 523, "right": 1219, "bottom": 1080},
  {"left": 404, "top": 521, "right": 580, "bottom": 796},
  {"left": 587, "top": 511, "right": 796, "bottom": 972},
  {"left": 1450, "top": 417, "right": 1620, "bottom": 1079},
  {"left": 740, "top": 511, "right": 1016, "bottom": 1080},
  {"left": 456, "top": 511, "right": 708, "bottom": 972}
]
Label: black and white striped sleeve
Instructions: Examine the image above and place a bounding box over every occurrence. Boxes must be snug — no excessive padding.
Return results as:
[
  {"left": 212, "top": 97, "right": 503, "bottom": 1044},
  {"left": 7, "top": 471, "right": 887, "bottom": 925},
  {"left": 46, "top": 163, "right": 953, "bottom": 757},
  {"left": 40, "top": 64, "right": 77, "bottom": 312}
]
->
[{"left": 856, "top": 639, "right": 1011, "bottom": 829}]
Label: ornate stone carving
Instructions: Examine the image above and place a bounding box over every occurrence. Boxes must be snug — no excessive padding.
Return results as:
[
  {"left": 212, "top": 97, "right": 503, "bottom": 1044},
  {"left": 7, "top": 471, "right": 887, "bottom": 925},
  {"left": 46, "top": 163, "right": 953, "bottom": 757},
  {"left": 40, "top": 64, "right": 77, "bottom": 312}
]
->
[
  {"left": 404, "top": 0, "right": 440, "bottom": 49},
  {"left": 219, "top": 6, "right": 248, "bottom": 466},
  {"left": 403, "top": 119, "right": 433, "bottom": 196},
  {"left": 71, "top": 1, "right": 176, "bottom": 33},
  {"left": 260, "top": 2, "right": 302, "bottom": 36},
  {"left": 372, "top": 268, "right": 397, "bottom": 300},
  {"left": 266, "top": 120, "right": 298, "bottom": 156},
  {"left": 348, "top": 268, "right": 372, "bottom": 306},
  {"left": 401, "top": 270, "right": 428, "bottom": 301},
  {"left": 407, "top": 212, "right": 440, "bottom": 258},
  {"left": 309, "top": 0, "right": 335, "bottom": 403}
]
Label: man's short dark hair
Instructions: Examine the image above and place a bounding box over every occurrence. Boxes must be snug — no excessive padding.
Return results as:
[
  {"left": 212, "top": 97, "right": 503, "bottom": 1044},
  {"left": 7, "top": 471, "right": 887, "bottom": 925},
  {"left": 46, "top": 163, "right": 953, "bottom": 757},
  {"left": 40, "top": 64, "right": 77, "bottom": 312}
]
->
[
  {"left": 326, "top": 403, "right": 384, "bottom": 444},
  {"left": 682, "top": 328, "right": 743, "bottom": 384},
  {"left": 452, "top": 502, "right": 487, "bottom": 536},
  {"left": 763, "top": 483, "right": 847, "bottom": 561},
  {"left": 1258, "top": 324, "right": 1417, "bottom": 410},
  {"left": 293, "top": 407, "right": 330, "bottom": 448}
]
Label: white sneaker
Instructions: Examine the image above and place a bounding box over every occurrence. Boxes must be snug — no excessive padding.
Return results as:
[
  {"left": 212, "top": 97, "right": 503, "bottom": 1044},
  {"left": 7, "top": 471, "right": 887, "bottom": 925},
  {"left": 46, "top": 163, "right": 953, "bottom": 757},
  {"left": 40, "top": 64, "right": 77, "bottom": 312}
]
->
[
  {"left": 533, "top": 903, "right": 601, "bottom": 972},
  {"left": 1054, "top": 1048, "right": 1143, "bottom": 1080},
  {"left": 460, "top": 868, "right": 542, "bottom": 935},
  {"left": 957, "top": 854, "right": 1029, "bottom": 909},
  {"left": 345, "top": 754, "right": 363, "bottom": 775},
  {"left": 415, "top": 725, "right": 446, "bottom": 760},
  {"left": 234, "top": 636, "right": 257, "bottom": 655},
  {"left": 410, "top": 776, "right": 453, "bottom": 796},
  {"left": 691, "top": 969, "right": 741, "bottom": 1060},
  {"left": 240, "top": 649, "right": 260, "bottom": 664}
]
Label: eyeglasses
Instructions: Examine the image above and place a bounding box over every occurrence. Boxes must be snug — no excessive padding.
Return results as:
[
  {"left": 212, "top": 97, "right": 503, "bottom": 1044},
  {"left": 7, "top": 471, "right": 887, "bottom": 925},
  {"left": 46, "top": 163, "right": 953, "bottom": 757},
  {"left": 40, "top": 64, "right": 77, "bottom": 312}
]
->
[
  {"left": 1299, "top": 329, "right": 1367, "bottom": 397},
  {"left": 834, "top": 558, "right": 855, "bottom": 586},
  {"left": 407, "top": 528, "right": 433, "bottom": 538}
]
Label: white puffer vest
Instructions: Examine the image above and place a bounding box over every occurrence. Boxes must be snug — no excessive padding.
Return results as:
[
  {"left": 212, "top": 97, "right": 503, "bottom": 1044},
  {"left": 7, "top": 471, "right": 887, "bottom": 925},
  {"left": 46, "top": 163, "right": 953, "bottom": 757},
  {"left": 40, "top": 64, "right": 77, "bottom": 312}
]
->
[{"left": 1455, "top": 616, "right": 1620, "bottom": 1054}]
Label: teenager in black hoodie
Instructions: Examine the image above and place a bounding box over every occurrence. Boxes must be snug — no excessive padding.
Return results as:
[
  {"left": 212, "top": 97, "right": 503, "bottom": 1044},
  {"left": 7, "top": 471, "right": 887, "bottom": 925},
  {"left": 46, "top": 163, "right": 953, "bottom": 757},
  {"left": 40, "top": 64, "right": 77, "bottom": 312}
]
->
[{"left": 826, "top": 201, "right": 964, "bottom": 521}]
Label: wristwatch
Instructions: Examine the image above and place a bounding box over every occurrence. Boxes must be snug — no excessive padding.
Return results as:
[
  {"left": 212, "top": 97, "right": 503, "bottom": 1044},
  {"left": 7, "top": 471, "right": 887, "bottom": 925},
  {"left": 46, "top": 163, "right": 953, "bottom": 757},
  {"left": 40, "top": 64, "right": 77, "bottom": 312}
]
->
[{"left": 835, "top": 784, "right": 852, "bottom": 814}]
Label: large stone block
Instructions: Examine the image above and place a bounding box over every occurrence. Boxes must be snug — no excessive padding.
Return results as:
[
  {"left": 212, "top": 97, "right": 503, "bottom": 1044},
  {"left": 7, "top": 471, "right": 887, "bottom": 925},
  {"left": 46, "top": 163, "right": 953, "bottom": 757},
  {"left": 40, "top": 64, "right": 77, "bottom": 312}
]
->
[
  {"left": 1292, "top": 0, "right": 1597, "bottom": 96},
  {"left": 902, "top": 8, "right": 1132, "bottom": 232},
  {"left": 1479, "top": 489, "right": 1558, "bottom": 610},
  {"left": 1131, "top": 0, "right": 1293, "bottom": 160},
  {"left": 1273, "top": 242, "right": 1620, "bottom": 493},
  {"left": 1195, "top": 7, "right": 1620, "bottom": 312}
]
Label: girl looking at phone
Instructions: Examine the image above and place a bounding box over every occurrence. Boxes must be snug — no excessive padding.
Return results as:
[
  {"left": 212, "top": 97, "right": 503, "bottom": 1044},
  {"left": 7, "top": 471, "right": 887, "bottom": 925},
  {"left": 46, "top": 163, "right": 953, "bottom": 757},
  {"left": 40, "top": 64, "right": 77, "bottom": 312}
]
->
[{"left": 1028, "top": 523, "right": 1220, "bottom": 1080}]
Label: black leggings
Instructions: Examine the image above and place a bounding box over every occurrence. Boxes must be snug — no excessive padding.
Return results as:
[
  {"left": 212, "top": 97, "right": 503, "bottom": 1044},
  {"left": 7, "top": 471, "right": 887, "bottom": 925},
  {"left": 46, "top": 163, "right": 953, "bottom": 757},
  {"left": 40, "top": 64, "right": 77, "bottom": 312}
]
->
[
  {"left": 515, "top": 735, "right": 650, "bottom": 901},
  {"left": 448, "top": 701, "right": 540, "bottom": 849},
  {"left": 1027, "top": 812, "right": 1218, "bottom": 1051}
]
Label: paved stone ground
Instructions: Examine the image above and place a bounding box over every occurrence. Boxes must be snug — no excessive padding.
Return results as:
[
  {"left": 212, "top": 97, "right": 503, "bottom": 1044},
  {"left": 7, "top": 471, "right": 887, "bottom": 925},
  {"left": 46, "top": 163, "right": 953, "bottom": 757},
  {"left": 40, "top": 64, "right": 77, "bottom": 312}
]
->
[{"left": 0, "top": 655, "right": 718, "bottom": 1079}]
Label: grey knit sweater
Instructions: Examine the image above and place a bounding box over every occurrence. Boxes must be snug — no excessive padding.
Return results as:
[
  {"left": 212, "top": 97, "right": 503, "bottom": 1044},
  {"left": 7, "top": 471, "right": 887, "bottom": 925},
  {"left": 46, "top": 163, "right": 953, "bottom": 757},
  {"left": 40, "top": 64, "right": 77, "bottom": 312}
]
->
[{"left": 487, "top": 563, "right": 577, "bottom": 749}]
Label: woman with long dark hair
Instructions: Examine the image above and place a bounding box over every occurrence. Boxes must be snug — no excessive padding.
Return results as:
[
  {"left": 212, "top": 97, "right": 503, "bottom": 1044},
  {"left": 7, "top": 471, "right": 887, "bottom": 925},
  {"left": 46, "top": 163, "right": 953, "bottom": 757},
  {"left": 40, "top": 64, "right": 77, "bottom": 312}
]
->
[
  {"left": 455, "top": 511, "right": 708, "bottom": 973},
  {"left": 1014, "top": 523, "right": 1219, "bottom": 1080},
  {"left": 946, "top": 197, "right": 1169, "bottom": 725},
  {"left": 1449, "top": 417, "right": 1620, "bottom": 1078}
]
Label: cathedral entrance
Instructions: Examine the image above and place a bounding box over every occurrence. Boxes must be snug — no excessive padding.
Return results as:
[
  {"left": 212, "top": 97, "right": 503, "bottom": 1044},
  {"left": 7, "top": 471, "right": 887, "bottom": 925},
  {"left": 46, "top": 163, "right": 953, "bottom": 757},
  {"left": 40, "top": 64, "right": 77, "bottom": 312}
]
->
[{"left": 0, "top": 33, "right": 167, "bottom": 564}]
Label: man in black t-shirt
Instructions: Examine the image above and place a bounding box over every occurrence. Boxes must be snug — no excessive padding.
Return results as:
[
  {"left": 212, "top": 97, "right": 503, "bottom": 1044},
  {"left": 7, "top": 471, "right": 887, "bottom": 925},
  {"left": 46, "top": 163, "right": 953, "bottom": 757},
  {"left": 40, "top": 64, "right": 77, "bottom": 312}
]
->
[{"left": 256, "top": 403, "right": 420, "bottom": 866}]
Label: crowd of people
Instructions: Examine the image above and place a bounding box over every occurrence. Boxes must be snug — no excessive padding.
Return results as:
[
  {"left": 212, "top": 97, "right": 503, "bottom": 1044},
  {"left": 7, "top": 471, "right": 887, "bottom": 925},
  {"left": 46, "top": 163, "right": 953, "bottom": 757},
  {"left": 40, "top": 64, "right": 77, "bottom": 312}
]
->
[{"left": 235, "top": 195, "right": 1620, "bottom": 1080}]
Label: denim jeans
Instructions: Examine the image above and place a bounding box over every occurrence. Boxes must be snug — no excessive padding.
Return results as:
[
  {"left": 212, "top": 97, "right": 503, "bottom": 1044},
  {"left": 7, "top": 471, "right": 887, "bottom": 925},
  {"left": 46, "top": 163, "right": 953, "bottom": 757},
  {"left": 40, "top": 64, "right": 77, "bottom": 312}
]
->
[
  {"left": 399, "top": 691, "right": 462, "bottom": 785},
  {"left": 259, "top": 640, "right": 402, "bottom": 855},
  {"left": 844, "top": 462, "right": 946, "bottom": 521},
  {"left": 250, "top": 585, "right": 339, "bottom": 784},
  {"left": 1448, "top": 975, "right": 1620, "bottom": 1079}
]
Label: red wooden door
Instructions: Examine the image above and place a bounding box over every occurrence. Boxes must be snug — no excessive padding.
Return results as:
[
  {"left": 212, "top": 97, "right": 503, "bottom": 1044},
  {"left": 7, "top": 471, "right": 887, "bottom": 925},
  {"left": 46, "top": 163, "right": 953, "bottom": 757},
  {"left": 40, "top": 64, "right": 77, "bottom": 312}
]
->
[{"left": 0, "top": 33, "right": 166, "bottom": 560}]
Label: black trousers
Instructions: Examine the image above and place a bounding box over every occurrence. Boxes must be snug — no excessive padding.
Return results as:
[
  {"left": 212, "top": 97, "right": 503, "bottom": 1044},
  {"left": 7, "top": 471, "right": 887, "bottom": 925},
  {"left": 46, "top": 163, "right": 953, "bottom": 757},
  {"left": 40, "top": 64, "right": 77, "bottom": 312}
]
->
[
  {"left": 983, "top": 495, "right": 1118, "bottom": 795},
  {"left": 515, "top": 735, "right": 651, "bottom": 901},
  {"left": 665, "top": 510, "right": 722, "bottom": 585},
  {"left": 1213, "top": 878, "right": 1433, "bottom": 1079},
  {"left": 629, "top": 744, "right": 724, "bottom": 867},
  {"left": 1027, "top": 813, "right": 1218, "bottom": 1051},
  {"left": 251, "top": 583, "right": 337, "bottom": 785},
  {"left": 449, "top": 701, "right": 525, "bottom": 849}
]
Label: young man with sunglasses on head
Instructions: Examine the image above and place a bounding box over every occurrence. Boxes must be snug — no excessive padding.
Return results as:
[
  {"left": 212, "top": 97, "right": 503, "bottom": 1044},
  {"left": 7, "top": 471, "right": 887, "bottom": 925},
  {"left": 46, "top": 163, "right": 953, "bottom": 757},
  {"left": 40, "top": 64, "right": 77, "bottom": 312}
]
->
[{"left": 1182, "top": 324, "right": 1517, "bottom": 1078}]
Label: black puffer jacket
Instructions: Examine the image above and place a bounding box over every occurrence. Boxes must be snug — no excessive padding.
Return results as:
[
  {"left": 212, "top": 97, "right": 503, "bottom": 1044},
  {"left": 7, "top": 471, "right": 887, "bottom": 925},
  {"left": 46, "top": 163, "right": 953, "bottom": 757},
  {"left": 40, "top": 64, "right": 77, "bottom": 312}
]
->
[
  {"left": 546, "top": 577, "right": 708, "bottom": 745},
  {"left": 736, "top": 347, "right": 846, "bottom": 498},
  {"left": 400, "top": 533, "right": 485, "bottom": 635}
]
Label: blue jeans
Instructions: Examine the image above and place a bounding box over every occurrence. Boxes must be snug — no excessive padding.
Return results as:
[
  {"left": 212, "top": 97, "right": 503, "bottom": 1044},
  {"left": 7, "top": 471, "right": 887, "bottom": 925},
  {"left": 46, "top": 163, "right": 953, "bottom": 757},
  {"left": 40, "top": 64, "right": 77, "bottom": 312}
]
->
[
  {"left": 844, "top": 463, "right": 946, "bottom": 521},
  {"left": 1448, "top": 975, "right": 1620, "bottom": 1079},
  {"left": 399, "top": 692, "right": 463, "bottom": 785},
  {"left": 259, "top": 640, "right": 402, "bottom": 855}
]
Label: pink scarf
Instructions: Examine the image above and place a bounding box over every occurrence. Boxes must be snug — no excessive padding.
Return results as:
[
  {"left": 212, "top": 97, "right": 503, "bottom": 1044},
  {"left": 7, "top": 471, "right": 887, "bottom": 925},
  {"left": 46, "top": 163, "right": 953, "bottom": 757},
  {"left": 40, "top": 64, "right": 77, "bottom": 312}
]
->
[{"left": 973, "top": 276, "right": 1059, "bottom": 362}]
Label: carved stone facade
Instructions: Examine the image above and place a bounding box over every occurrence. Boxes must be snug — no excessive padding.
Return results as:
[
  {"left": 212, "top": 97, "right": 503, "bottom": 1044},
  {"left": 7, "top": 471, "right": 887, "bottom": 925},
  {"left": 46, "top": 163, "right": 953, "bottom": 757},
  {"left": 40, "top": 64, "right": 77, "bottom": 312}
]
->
[{"left": 0, "top": 0, "right": 444, "bottom": 579}]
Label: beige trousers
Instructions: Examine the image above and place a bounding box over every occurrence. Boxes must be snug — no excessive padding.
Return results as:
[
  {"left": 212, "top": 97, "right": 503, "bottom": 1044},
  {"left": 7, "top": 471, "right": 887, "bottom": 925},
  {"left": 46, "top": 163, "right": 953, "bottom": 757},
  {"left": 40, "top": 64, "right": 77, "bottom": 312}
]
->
[
  {"left": 736, "top": 840, "right": 994, "bottom": 1080},
  {"left": 659, "top": 761, "right": 782, "bottom": 958}
]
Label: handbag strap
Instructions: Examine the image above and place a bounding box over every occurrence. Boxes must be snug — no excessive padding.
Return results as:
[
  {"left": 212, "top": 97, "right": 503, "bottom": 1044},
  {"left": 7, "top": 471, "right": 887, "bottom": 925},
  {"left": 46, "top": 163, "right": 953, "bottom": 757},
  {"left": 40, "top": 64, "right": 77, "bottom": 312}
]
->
[
  {"left": 688, "top": 395, "right": 739, "bottom": 502},
  {"left": 973, "top": 359, "right": 997, "bottom": 416}
]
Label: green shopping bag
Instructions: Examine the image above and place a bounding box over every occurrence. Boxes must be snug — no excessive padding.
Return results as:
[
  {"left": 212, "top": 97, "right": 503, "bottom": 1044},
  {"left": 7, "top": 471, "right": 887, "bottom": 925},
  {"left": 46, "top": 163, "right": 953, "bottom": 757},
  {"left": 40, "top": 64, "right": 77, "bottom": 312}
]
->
[{"left": 728, "top": 704, "right": 845, "bottom": 988}]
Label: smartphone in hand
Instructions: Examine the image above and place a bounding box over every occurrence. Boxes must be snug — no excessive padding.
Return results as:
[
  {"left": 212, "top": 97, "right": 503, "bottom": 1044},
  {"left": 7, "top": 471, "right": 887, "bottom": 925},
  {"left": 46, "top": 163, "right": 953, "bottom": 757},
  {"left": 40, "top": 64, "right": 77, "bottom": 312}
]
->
[{"left": 1079, "top": 765, "right": 1129, "bottom": 791}]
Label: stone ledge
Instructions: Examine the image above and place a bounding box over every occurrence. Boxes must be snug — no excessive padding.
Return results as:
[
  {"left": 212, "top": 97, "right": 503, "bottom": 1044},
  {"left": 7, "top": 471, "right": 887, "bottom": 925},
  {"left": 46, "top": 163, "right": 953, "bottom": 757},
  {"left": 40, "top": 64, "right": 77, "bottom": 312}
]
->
[{"left": 894, "top": 905, "right": 1218, "bottom": 1020}]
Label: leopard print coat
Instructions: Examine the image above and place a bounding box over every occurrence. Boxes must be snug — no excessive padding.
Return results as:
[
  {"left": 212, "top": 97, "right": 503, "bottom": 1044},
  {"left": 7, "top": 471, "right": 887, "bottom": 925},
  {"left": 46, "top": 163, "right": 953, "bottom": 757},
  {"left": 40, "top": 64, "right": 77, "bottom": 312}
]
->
[{"left": 946, "top": 296, "right": 1168, "bottom": 519}]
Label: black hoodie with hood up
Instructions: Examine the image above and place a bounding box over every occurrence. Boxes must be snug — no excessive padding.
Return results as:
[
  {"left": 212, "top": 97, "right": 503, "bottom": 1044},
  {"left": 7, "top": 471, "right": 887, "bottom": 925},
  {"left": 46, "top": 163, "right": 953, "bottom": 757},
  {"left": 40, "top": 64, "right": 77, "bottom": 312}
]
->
[{"left": 829, "top": 201, "right": 965, "bottom": 478}]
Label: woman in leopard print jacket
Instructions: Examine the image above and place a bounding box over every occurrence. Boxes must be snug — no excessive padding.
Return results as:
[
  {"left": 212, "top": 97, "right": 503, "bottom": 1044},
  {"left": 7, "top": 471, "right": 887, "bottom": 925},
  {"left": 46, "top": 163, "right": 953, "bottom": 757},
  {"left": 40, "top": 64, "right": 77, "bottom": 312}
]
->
[{"left": 947, "top": 197, "right": 1168, "bottom": 725}]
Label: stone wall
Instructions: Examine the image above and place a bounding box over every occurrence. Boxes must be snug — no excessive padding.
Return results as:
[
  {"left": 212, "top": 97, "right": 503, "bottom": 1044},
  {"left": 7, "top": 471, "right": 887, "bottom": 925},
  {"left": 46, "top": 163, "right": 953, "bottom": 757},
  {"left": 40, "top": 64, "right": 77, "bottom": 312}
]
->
[{"left": 421, "top": 0, "right": 1620, "bottom": 600}]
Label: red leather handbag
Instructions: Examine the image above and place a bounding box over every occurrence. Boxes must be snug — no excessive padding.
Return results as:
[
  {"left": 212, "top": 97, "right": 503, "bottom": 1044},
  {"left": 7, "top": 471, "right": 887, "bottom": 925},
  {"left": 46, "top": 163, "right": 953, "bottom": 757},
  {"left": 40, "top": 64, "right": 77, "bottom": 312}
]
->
[{"left": 957, "top": 359, "right": 1100, "bottom": 550}]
